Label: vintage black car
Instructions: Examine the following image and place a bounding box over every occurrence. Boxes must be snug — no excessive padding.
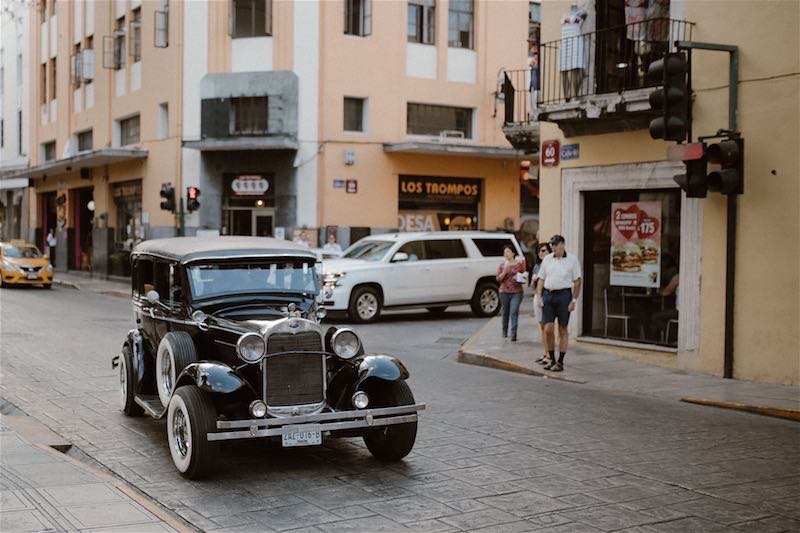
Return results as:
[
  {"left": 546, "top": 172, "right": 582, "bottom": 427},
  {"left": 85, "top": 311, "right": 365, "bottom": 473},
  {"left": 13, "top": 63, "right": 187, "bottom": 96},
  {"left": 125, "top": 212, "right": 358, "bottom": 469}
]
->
[{"left": 112, "top": 237, "right": 424, "bottom": 479}]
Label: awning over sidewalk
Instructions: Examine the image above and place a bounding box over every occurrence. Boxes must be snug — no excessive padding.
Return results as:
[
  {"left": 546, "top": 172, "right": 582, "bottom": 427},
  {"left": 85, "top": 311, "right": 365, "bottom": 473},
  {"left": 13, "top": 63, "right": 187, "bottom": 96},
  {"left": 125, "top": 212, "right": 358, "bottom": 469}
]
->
[
  {"left": 2, "top": 148, "right": 148, "bottom": 181},
  {"left": 183, "top": 137, "right": 299, "bottom": 151},
  {"left": 383, "top": 141, "right": 525, "bottom": 159}
]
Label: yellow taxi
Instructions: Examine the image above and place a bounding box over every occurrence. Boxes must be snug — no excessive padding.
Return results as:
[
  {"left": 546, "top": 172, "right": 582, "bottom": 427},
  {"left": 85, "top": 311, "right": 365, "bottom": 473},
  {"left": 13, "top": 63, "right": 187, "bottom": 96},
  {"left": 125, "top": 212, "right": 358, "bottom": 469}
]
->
[{"left": 0, "top": 240, "right": 54, "bottom": 288}]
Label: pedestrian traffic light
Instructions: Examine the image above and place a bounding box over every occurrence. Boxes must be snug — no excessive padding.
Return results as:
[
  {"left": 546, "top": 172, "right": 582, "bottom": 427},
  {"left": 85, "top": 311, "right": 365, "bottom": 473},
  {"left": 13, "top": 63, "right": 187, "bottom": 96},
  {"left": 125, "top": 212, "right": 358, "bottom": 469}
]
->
[
  {"left": 706, "top": 138, "right": 744, "bottom": 195},
  {"left": 159, "top": 183, "right": 176, "bottom": 212},
  {"left": 186, "top": 186, "right": 201, "bottom": 212},
  {"left": 674, "top": 154, "right": 709, "bottom": 198},
  {"left": 648, "top": 52, "right": 690, "bottom": 142}
]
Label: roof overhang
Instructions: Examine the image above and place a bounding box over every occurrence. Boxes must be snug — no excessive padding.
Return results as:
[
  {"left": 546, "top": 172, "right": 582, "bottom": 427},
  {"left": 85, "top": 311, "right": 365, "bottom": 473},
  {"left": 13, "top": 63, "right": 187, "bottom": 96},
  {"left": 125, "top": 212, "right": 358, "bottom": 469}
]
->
[
  {"left": 3, "top": 148, "right": 148, "bottom": 181},
  {"left": 383, "top": 141, "right": 526, "bottom": 159},
  {"left": 183, "top": 137, "right": 299, "bottom": 151}
]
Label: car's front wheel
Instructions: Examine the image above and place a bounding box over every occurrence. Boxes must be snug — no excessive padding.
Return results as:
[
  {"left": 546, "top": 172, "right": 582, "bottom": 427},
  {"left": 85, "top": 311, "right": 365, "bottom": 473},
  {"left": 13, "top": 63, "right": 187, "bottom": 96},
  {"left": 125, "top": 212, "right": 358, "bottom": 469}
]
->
[
  {"left": 349, "top": 286, "right": 382, "bottom": 323},
  {"left": 470, "top": 282, "right": 500, "bottom": 317},
  {"left": 167, "top": 386, "right": 219, "bottom": 479},
  {"left": 119, "top": 344, "right": 143, "bottom": 416},
  {"left": 156, "top": 332, "right": 197, "bottom": 408},
  {"left": 363, "top": 381, "right": 417, "bottom": 461}
]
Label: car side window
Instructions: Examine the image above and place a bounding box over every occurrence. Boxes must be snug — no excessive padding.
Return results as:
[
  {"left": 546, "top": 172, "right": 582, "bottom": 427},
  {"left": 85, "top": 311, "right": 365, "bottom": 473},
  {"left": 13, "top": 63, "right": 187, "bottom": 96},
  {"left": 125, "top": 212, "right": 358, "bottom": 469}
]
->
[
  {"left": 397, "top": 240, "right": 426, "bottom": 261},
  {"left": 154, "top": 261, "right": 171, "bottom": 303},
  {"left": 425, "top": 239, "right": 467, "bottom": 260},
  {"left": 136, "top": 258, "right": 155, "bottom": 297},
  {"left": 471, "top": 238, "right": 514, "bottom": 257}
]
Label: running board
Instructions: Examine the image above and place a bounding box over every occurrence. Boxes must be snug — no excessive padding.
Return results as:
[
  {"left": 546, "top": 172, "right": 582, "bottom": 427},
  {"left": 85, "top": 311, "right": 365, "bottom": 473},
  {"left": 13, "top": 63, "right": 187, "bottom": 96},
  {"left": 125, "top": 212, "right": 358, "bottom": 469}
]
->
[{"left": 135, "top": 395, "right": 166, "bottom": 418}]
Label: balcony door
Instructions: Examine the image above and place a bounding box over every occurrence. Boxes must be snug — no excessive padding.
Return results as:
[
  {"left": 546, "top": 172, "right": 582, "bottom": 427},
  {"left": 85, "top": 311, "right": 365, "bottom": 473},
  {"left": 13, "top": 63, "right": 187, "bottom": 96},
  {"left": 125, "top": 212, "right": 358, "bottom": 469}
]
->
[{"left": 595, "top": 0, "right": 628, "bottom": 95}]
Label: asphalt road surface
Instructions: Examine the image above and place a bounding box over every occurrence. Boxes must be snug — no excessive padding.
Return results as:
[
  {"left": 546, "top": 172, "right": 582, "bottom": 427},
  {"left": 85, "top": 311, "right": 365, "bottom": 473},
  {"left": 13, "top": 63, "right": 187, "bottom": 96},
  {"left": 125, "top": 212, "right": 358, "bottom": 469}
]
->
[{"left": 1, "top": 285, "right": 798, "bottom": 532}]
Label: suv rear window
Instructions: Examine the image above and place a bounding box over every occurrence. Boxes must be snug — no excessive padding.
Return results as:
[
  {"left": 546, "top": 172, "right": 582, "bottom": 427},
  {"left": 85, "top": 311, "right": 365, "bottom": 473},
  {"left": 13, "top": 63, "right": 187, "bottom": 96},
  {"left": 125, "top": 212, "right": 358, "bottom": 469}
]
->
[
  {"left": 425, "top": 239, "right": 467, "bottom": 259},
  {"left": 472, "top": 238, "right": 514, "bottom": 257}
]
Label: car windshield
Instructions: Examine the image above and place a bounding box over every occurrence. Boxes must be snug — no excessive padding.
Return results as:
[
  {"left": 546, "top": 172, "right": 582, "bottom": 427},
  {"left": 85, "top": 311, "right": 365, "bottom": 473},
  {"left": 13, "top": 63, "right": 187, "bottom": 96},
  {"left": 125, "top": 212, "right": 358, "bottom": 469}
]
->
[
  {"left": 3, "top": 245, "right": 42, "bottom": 258},
  {"left": 342, "top": 240, "right": 393, "bottom": 262},
  {"left": 188, "top": 261, "right": 319, "bottom": 299}
]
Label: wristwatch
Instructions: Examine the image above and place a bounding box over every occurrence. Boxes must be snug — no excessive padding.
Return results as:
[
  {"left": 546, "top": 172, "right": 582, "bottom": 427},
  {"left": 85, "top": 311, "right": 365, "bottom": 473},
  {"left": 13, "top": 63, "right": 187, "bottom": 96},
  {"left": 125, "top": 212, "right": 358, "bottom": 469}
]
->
[{"left": 571, "top": 299, "right": 577, "bottom": 304}]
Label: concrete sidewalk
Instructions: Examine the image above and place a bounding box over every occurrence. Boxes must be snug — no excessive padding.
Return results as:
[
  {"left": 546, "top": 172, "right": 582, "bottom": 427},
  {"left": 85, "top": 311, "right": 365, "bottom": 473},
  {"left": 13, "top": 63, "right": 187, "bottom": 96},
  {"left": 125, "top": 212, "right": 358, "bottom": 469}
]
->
[
  {"left": 0, "top": 407, "right": 188, "bottom": 532},
  {"left": 458, "top": 312, "right": 800, "bottom": 420},
  {"left": 52, "top": 270, "right": 130, "bottom": 298}
]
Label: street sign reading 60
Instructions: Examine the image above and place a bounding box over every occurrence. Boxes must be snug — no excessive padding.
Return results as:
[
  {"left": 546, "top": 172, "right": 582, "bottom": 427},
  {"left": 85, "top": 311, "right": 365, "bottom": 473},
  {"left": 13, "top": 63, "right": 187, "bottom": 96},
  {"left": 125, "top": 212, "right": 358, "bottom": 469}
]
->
[{"left": 541, "top": 140, "right": 560, "bottom": 167}]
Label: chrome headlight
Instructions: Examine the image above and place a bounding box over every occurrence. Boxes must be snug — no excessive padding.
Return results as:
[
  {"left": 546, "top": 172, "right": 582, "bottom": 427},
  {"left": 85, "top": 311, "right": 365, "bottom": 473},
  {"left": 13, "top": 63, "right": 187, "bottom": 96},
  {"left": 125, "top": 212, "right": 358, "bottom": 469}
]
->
[
  {"left": 2, "top": 260, "right": 20, "bottom": 272},
  {"left": 331, "top": 328, "right": 361, "bottom": 359},
  {"left": 323, "top": 272, "right": 346, "bottom": 287},
  {"left": 236, "top": 332, "right": 266, "bottom": 364},
  {"left": 45, "top": 263, "right": 53, "bottom": 272}
]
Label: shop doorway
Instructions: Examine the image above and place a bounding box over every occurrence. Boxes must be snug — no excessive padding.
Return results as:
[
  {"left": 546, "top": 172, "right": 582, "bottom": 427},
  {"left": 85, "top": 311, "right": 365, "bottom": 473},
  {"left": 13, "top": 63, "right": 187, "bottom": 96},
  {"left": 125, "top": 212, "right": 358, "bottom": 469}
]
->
[
  {"left": 38, "top": 191, "right": 58, "bottom": 257},
  {"left": 582, "top": 188, "right": 681, "bottom": 347},
  {"left": 71, "top": 187, "right": 94, "bottom": 271},
  {"left": 227, "top": 208, "right": 274, "bottom": 237}
]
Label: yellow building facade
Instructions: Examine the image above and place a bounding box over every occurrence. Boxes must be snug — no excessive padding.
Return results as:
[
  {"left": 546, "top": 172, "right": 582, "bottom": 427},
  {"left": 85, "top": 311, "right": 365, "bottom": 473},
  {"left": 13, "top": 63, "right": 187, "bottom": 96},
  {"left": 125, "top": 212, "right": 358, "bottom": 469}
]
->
[{"left": 527, "top": 0, "right": 799, "bottom": 385}]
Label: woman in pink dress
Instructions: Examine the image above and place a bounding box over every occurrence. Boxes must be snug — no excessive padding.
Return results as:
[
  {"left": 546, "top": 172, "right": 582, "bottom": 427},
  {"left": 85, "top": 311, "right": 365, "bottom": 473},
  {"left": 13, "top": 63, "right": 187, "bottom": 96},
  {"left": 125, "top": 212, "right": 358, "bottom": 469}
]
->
[{"left": 496, "top": 245, "right": 527, "bottom": 341}]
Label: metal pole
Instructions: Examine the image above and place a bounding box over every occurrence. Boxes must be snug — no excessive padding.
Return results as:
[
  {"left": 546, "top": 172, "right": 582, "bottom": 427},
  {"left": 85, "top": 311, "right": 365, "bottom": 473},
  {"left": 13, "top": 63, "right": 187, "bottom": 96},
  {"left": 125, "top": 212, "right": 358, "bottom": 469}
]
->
[{"left": 179, "top": 198, "right": 185, "bottom": 237}]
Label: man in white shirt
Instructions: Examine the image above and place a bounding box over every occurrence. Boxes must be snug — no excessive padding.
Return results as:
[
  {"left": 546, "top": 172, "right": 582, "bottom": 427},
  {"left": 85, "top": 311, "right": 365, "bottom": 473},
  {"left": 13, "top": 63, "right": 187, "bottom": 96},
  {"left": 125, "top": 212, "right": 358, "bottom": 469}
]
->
[
  {"left": 536, "top": 234, "right": 582, "bottom": 372},
  {"left": 322, "top": 234, "right": 342, "bottom": 254}
]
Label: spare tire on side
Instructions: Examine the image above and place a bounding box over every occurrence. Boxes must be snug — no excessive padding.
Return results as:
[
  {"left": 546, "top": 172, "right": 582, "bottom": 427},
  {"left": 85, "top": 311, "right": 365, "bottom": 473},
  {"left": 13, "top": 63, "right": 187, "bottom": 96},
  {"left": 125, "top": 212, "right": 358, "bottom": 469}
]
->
[{"left": 156, "top": 331, "right": 197, "bottom": 408}]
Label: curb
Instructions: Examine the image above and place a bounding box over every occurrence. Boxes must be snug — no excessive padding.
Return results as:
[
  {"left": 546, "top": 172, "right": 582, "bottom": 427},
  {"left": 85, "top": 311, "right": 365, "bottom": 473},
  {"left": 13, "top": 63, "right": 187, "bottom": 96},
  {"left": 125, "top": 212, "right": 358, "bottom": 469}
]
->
[
  {"left": 457, "top": 349, "right": 587, "bottom": 384},
  {"left": 53, "top": 279, "right": 80, "bottom": 290},
  {"left": 680, "top": 397, "right": 800, "bottom": 422}
]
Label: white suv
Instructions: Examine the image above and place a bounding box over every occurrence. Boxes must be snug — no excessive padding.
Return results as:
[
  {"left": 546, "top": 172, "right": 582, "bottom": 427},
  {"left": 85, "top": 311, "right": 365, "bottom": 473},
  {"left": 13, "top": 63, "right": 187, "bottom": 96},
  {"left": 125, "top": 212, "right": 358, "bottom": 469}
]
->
[{"left": 321, "top": 232, "right": 523, "bottom": 323}]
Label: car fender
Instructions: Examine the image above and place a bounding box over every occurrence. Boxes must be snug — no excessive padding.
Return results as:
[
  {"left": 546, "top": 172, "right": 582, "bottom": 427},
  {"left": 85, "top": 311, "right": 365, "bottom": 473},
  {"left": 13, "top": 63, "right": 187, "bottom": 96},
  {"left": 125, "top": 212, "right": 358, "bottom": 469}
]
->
[
  {"left": 174, "top": 362, "right": 257, "bottom": 398},
  {"left": 354, "top": 354, "right": 410, "bottom": 391}
]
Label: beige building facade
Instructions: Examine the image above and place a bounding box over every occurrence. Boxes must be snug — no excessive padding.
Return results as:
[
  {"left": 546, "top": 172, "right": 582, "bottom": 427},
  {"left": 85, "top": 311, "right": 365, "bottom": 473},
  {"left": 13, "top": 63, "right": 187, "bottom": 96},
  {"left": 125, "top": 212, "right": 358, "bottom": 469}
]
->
[
  {"left": 513, "top": 0, "right": 799, "bottom": 385},
  {"left": 15, "top": 0, "right": 531, "bottom": 277}
]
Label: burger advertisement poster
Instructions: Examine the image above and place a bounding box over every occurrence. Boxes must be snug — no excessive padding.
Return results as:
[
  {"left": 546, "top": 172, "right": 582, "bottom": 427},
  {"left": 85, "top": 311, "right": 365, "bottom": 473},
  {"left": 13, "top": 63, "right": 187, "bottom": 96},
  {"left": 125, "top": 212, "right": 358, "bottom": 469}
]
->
[{"left": 610, "top": 201, "right": 661, "bottom": 288}]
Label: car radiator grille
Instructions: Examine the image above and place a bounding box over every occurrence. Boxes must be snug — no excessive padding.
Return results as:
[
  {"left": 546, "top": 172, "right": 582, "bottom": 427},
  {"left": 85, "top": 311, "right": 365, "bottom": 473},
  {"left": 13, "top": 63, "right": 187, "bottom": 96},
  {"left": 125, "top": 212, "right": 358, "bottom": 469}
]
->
[{"left": 265, "top": 332, "right": 324, "bottom": 407}]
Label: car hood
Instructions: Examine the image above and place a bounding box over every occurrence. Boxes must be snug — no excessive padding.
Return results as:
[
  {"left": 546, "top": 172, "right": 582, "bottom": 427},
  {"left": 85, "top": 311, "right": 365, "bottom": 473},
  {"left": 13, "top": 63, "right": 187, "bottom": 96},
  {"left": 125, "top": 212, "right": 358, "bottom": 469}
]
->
[
  {"left": 4, "top": 257, "right": 48, "bottom": 267},
  {"left": 322, "top": 258, "right": 376, "bottom": 273}
]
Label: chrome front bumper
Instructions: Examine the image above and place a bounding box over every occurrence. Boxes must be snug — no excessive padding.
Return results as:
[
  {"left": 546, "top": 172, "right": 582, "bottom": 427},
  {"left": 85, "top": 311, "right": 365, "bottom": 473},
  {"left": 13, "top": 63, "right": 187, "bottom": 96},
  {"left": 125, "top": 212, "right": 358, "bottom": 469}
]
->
[{"left": 207, "top": 403, "right": 426, "bottom": 441}]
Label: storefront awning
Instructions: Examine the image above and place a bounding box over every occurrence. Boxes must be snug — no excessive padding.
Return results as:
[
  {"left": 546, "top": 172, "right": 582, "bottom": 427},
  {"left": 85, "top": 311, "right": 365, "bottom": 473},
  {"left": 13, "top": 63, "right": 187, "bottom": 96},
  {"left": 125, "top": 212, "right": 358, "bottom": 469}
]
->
[
  {"left": 183, "top": 137, "right": 299, "bottom": 151},
  {"left": 383, "top": 141, "right": 526, "bottom": 159},
  {"left": 2, "top": 148, "right": 148, "bottom": 181},
  {"left": 0, "top": 178, "right": 29, "bottom": 190}
]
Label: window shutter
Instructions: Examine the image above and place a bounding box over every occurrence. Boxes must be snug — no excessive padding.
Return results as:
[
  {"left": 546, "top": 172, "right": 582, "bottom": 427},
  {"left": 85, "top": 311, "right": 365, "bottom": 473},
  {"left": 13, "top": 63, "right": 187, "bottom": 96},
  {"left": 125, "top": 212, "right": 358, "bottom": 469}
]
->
[
  {"left": 82, "top": 49, "right": 95, "bottom": 81},
  {"left": 228, "top": 0, "right": 234, "bottom": 36},
  {"left": 344, "top": 0, "right": 351, "bottom": 35},
  {"left": 102, "top": 35, "right": 115, "bottom": 69},
  {"left": 424, "top": 3, "right": 435, "bottom": 44},
  {"left": 265, "top": 0, "right": 272, "bottom": 35},
  {"left": 363, "top": 0, "right": 372, "bottom": 36},
  {"left": 154, "top": 10, "right": 169, "bottom": 47}
]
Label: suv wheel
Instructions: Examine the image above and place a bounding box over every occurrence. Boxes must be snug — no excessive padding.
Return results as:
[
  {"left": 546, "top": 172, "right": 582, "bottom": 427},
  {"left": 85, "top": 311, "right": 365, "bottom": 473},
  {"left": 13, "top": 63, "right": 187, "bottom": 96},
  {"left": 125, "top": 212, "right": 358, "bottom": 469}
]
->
[
  {"left": 349, "top": 286, "right": 382, "bottom": 323},
  {"left": 471, "top": 282, "right": 500, "bottom": 317},
  {"left": 156, "top": 332, "right": 197, "bottom": 408},
  {"left": 363, "top": 381, "right": 417, "bottom": 461},
  {"left": 119, "top": 344, "right": 143, "bottom": 416},
  {"left": 167, "top": 385, "right": 219, "bottom": 479}
]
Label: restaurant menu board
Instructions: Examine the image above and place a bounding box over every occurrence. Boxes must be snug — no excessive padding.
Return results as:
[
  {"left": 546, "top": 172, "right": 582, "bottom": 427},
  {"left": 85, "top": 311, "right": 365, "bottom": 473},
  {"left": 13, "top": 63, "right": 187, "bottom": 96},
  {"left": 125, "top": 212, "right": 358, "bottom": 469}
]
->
[{"left": 610, "top": 201, "right": 661, "bottom": 288}]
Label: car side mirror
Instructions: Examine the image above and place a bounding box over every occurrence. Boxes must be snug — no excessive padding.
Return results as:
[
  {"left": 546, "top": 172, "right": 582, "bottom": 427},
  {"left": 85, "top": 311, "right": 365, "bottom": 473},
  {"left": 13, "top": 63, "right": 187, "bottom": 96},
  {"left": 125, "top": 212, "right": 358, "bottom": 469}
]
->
[
  {"left": 146, "top": 290, "right": 160, "bottom": 304},
  {"left": 391, "top": 252, "right": 409, "bottom": 263}
]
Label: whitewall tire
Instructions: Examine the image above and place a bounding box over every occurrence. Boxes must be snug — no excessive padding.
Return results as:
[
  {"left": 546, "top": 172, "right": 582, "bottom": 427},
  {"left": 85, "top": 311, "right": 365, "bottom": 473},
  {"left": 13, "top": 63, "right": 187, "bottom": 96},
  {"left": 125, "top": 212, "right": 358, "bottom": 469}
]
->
[
  {"left": 155, "top": 332, "right": 197, "bottom": 408},
  {"left": 166, "top": 386, "right": 219, "bottom": 479}
]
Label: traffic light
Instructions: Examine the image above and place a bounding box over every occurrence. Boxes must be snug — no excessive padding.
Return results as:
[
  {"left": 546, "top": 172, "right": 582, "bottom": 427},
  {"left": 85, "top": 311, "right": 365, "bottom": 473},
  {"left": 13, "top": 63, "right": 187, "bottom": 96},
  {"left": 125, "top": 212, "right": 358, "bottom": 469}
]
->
[
  {"left": 674, "top": 156, "right": 709, "bottom": 198},
  {"left": 159, "top": 183, "right": 176, "bottom": 212},
  {"left": 648, "top": 52, "right": 690, "bottom": 142},
  {"left": 186, "top": 186, "right": 201, "bottom": 212},
  {"left": 706, "top": 138, "right": 744, "bottom": 195}
]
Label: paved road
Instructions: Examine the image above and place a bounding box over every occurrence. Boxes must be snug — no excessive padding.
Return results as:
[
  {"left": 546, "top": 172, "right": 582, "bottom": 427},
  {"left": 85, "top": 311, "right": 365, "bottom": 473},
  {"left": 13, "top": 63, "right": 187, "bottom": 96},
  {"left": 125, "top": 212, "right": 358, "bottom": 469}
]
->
[{"left": 1, "top": 285, "right": 799, "bottom": 532}]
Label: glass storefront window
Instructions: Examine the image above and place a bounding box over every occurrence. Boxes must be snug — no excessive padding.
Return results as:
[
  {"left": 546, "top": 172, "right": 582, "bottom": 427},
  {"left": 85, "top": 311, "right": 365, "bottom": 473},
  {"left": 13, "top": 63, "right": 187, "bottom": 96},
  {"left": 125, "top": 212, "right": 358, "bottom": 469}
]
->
[{"left": 582, "top": 189, "right": 681, "bottom": 347}]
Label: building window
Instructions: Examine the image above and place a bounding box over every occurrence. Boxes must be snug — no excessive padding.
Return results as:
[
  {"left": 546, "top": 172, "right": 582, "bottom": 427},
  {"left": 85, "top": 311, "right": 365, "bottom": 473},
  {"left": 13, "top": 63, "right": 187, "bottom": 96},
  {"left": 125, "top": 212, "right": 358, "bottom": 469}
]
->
[
  {"left": 230, "top": 97, "right": 268, "bottom": 135},
  {"left": 154, "top": 3, "right": 169, "bottom": 48},
  {"left": 77, "top": 130, "right": 93, "bottom": 151},
  {"left": 408, "top": 0, "right": 435, "bottom": 44},
  {"left": 71, "top": 44, "right": 83, "bottom": 88},
  {"left": 343, "top": 97, "right": 365, "bottom": 132},
  {"left": 48, "top": 59, "right": 56, "bottom": 101},
  {"left": 1, "top": 119, "right": 4, "bottom": 148},
  {"left": 43, "top": 141, "right": 56, "bottom": 161},
  {"left": 83, "top": 37, "right": 95, "bottom": 82},
  {"left": 120, "top": 115, "right": 140, "bottom": 145},
  {"left": 448, "top": 0, "right": 473, "bottom": 49},
  {"left": 158, "top": 102, "right": 169, "bottom": 139},
  {"left": 103, "top": 17, "right": 126, "bottom": 70},
  {"left": 130, "top": 8, "right": 142, "bottom": 62},
  {"left": 407, "top": 103, "right": 472, "bottom": 138},
  {"left": 344, "top": 0, "right": 371, "bottom": 37},
  {"left": 232, "top": 0, "right": 272, "bottom": 38},
  {"left": 40, "top": 64, "right": 47, "bottom": 104},
  {"left": 528, "top": 2, "right": 541, "bottom": 54}
]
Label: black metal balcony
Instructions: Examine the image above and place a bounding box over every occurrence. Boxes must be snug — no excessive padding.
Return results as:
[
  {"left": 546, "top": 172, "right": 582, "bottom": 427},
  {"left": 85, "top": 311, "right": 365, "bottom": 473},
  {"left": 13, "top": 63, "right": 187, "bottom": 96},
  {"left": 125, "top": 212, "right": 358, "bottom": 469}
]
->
[{"left": 503, "top": 18, "right": 694, "bottom": 138}]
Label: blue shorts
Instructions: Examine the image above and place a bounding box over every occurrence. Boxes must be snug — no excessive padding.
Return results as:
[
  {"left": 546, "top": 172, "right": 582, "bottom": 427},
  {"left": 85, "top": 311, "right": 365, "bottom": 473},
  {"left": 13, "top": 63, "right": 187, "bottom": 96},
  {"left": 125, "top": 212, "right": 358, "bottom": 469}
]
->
[{"left": 542, "top": 288, "right": 572, "bottom": 326}]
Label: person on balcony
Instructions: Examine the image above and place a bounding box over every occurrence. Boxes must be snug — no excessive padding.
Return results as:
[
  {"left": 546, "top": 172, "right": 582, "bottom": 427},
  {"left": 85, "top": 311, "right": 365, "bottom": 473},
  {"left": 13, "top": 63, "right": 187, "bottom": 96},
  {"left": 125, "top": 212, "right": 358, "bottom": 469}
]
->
[{"left": 559, "top": 4, "right": 588, "bottom": 100}]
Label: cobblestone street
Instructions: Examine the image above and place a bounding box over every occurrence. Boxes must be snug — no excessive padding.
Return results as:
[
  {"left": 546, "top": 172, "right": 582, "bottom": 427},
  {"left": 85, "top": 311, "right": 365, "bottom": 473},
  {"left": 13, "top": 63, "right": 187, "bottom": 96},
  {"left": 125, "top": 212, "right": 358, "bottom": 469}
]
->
[{"left": 1, "top": 285, "right": 799, "bottom": 532}]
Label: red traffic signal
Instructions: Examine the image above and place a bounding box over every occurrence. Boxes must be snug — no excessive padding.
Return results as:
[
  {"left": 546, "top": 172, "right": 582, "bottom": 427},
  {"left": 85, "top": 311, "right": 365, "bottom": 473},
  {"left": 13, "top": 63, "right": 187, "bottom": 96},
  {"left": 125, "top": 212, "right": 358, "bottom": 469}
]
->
[{"left": 186, "top": 186, "right": 201, "bottom": 212}]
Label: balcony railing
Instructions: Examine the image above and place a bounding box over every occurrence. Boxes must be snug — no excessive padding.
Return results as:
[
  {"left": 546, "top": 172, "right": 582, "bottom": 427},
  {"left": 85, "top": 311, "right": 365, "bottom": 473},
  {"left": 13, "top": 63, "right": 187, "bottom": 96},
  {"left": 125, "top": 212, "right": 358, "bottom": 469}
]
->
[{"left": 503, "top": 18, "right": 694, "bottom": 125}]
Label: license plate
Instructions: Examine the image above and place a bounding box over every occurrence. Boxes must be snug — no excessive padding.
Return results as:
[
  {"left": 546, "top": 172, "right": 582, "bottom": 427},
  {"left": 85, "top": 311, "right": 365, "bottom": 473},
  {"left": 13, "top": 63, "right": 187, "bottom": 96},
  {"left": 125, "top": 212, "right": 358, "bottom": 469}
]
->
[
  {"left": 26, "top": 273, "right": 39, "bottom": 280},
  {"left": 281, "top": 425, "right": 322, "bottom": 447}
]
